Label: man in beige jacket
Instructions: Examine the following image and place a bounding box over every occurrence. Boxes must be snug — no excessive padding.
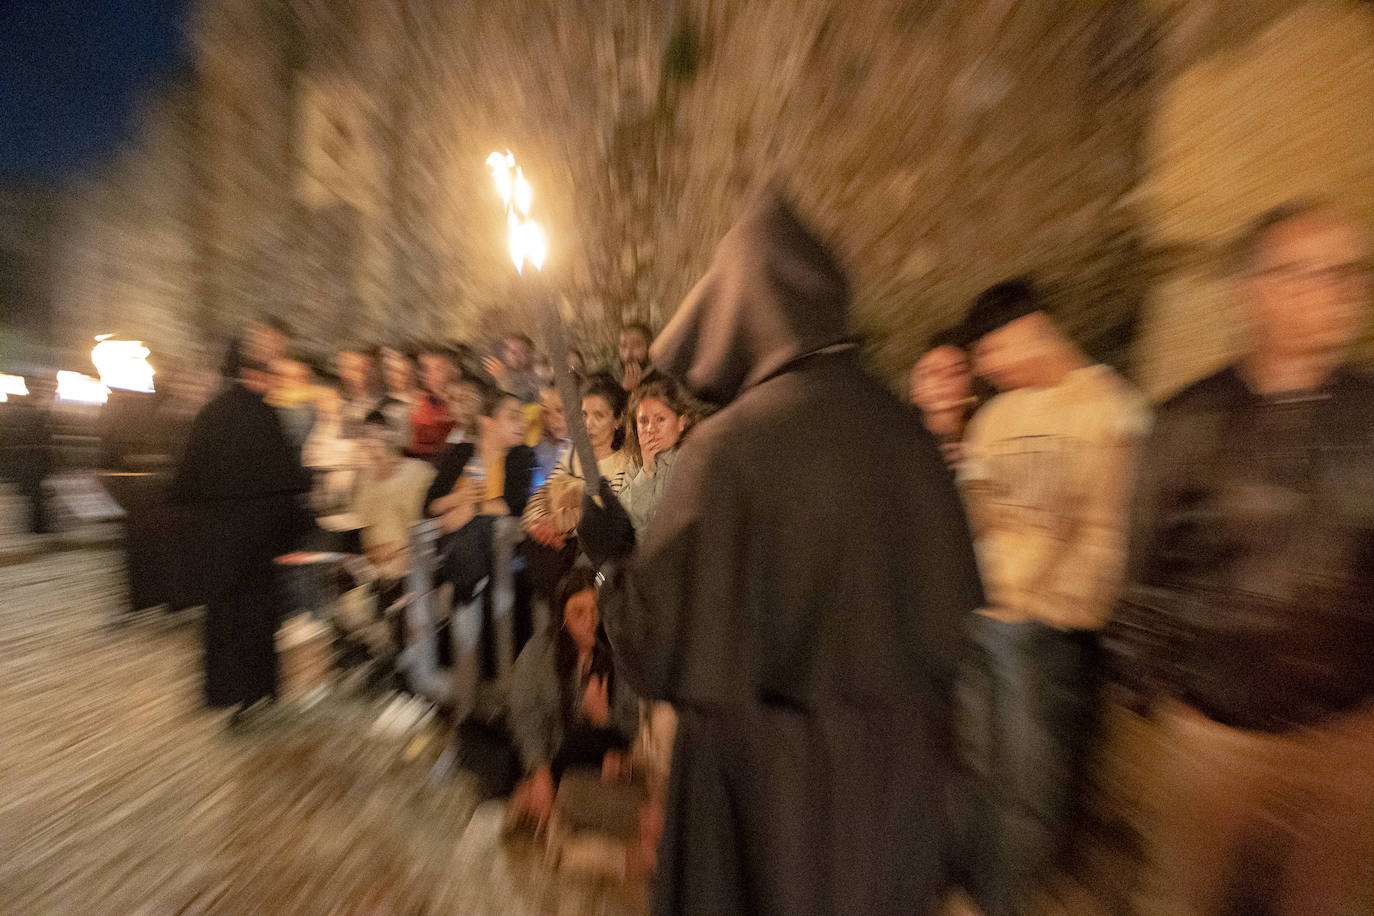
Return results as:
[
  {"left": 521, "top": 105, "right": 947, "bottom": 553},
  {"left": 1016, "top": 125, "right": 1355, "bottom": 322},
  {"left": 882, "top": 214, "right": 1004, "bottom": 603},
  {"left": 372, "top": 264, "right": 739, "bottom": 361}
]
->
[{"left": 954, "top": 277, "right": 1148, "bottom": 916}]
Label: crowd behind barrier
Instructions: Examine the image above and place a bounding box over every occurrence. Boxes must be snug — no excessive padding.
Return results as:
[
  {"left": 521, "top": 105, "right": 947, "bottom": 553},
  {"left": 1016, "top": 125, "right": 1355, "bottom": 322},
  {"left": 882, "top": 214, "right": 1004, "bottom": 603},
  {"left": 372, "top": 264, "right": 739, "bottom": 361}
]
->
[{"left": 5, "top": 197, "right": 1371, "bottom": 915}]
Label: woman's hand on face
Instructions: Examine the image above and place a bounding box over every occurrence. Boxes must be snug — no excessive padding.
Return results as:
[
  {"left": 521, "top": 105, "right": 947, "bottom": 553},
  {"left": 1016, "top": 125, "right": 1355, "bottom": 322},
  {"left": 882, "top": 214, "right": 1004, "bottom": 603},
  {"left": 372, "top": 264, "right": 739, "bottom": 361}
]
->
[
  {"left": 582, "top": 674, "right": 611, "bottom": 726},
  {"left": 621, "top": 361, "right": 643, "bottom": 392}
]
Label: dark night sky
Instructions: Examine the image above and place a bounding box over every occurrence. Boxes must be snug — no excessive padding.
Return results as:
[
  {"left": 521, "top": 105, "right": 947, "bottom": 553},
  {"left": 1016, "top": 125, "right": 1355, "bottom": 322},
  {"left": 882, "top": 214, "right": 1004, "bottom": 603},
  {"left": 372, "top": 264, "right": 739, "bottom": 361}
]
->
[{"left": 0, "top": 0, "right": 193, "bottom": 182}]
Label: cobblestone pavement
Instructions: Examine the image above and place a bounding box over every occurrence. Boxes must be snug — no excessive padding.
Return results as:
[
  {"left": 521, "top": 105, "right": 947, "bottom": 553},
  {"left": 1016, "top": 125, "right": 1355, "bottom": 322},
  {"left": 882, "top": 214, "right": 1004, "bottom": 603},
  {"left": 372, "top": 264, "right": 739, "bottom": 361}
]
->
[{"left": 0, "top": 483, "right": 648, "bottom": 915}]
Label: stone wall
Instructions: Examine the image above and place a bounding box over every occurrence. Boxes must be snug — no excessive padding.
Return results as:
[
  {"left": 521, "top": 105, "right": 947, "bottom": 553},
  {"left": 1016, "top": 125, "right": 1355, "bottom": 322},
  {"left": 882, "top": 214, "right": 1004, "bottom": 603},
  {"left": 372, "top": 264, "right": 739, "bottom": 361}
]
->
[
  {"left": 37, "top": 0, "right": 1374, "bottom": 394},
  {"left": 1133, "top": 0, "right": 1374, "bottom": 399}
]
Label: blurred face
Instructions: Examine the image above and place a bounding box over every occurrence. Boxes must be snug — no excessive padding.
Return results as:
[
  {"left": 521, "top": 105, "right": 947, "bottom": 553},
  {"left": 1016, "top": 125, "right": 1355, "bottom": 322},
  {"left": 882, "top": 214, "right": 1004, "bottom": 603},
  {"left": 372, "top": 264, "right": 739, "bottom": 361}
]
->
[
  {"left": 972, "top": 314, "right": 1045, "bottom": 392},
  {"left": 272, "top": 359, "right": 310, "bottom": 395},
  {"left": 487, "top": 396, "right": 526, "bottom": 448},
  {"left": 563, "top": 589, "right": 598, "bottom": 651},
  {"left": 382, "top": 349, "right": 414, "bottom": 394},
  {"left": 359, "top": 421, "right": 396, "bottom": 465},
  {"left": 503, "top": 338, "right": 533, "bottom": 372},
  {"left": 419, "top": 353, "right": 453, "bottom": 396},
  {"left": 534, "top": 357, "right": 555, "bottom": 388},
  {"left": 337, "top": 351, "right": 370, "bottom": 394},
  {"left": 636, "top": 396, "right": 686, "bottom": 461},
  {"left": 619, "top": 328, "right": 650, "bottom": 367},
  {"left": 1243, "top": 213, "right": 1371, "bottom": 364},
  {"left": 246, "top": 323, "right": 286, "bottom": 368},
  {"left": 540, "top": 388, "right": 567, "bottom": 440},
  {"left": 582, "top": 394, "right": 621, "bottom": 452},
  {"left": 910, "top": 345, "right": 972, "bottom": 411},
  {"left": 447, "top": 380, "right": 481, "bottom": 431}
]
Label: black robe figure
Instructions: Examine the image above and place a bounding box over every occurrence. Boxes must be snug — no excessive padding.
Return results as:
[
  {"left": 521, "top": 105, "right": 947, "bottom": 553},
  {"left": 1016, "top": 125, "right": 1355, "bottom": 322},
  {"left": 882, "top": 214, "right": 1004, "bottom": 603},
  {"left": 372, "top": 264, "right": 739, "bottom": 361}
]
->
[
  {"left": 581, "top": 189, "right": 985, "bottom": 915},
  {"left": 170, "top": 362, "right": 313, "bottom": 710}
]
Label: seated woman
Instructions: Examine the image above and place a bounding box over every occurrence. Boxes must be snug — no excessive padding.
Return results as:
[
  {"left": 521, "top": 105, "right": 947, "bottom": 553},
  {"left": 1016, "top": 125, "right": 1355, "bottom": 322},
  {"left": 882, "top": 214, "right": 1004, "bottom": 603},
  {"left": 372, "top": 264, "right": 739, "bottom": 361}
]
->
[
  {"left": 506, "top": 567, "right": 640, "bottom": 832},
  {"left": 620, "top": 372, "right": 698, "bottom": 531}
]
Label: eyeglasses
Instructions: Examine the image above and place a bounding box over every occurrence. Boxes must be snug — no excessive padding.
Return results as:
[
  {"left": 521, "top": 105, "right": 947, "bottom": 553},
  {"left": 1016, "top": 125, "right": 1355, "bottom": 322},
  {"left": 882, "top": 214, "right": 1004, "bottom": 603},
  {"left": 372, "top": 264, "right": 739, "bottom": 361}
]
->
[{"left": 1254, "top": 261, "right": 1373, "bottom": 290}]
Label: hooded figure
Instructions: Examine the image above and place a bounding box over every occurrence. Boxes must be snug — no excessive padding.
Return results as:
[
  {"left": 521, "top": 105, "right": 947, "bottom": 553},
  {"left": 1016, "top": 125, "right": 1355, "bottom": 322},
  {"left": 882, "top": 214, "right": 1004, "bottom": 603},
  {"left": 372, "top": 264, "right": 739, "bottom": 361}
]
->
[{"left": 580, "top": 189, "right": 983, "bottom": 915}]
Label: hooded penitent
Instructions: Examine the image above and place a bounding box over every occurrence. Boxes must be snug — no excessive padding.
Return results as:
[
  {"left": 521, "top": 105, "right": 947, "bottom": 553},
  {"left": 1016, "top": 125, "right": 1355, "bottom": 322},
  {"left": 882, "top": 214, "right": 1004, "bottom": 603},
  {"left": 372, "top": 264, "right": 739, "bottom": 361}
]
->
[
  {"left": 651, "top": 186, "right": 851, "bottom": 407},
  {"left": 597, "top": 186, "right": 984, "bottom": 916}
]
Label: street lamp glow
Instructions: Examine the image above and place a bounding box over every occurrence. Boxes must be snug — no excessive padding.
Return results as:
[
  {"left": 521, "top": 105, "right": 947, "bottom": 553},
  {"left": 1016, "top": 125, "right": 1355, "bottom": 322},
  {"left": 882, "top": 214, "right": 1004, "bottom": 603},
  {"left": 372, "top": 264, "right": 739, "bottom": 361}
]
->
[
  {"left": 56, "top": 370, "right": 109, "bottom": 404},
  {"left": 91, "top": 337, "right": 156, "bottom": 393},
  {"left": 0, "top": 372, "right": 28, "bottom": 403}
]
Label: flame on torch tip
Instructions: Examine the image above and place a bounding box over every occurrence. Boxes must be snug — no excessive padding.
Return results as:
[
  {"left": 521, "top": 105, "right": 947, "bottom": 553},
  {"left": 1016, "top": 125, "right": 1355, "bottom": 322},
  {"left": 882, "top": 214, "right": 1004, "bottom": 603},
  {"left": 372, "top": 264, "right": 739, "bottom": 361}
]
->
[
  {"left": 487, "top": 150, "right": 515, "bottom": 207},
  {"left": 523, "top": 222, "right": 547, "bottom": 271},
  {"left": 508, "top": 211, "right": 523, "bottom": 271},
  {"left": 514, "top": 169, "right": 532, "bottom": 216},
  {"left": 491, "top": 149, "right": 546, "bottom": 274}
]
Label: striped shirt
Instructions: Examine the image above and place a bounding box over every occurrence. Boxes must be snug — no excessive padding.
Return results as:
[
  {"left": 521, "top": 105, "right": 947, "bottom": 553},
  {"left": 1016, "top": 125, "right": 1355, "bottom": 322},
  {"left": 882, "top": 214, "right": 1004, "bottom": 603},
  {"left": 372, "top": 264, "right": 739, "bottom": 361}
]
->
[{"left": 522, "top": 449, "right": 632, "bottom": 536}]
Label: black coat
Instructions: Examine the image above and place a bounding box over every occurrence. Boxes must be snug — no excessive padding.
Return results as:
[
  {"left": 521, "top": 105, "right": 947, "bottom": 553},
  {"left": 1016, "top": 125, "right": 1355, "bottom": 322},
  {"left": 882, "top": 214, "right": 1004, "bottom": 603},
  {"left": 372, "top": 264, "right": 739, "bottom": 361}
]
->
[
  {"left": 424, "top": 441, "right": 536, "bottom": 520},
  {"left": 170, "top": 382, "right": 313, "bottom": 708},
  {"left": 598, "top": 190, "right": 984, "bottom": 915}
]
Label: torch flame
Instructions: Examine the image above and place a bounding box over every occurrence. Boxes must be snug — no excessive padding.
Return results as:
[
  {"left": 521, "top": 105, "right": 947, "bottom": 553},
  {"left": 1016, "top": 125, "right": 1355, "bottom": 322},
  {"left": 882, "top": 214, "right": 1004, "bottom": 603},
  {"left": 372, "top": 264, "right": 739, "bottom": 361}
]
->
[
  {"left": 489, "top": 150, "right": 545, "bottom": 273},
  {"left": 487, "top": 150, "right": 515, "bottom": 207},
  {"left": 514, "top": 169, "right": 532, "bottom": 216}
]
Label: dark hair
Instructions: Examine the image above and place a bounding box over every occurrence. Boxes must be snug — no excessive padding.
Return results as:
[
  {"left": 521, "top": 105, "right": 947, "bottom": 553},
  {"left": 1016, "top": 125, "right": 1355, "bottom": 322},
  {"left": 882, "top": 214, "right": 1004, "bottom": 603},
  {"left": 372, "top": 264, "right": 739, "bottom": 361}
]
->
[
  {"left": 362, "top": 408, "right": 389, "bottom": 426},
  {"left": 581, "top": 372, "right": 628, "bottom": 450},
  {"left": 260, "top": 315, "right": 293, "bottom": 338},
  {"left": 926, "top": 323, "right": 972, "bottom": 353},
  {"left": 479, "top": 381, "right": 518, "bottom": 417},
  {"left": 551, "top": 567, "right": 614, "bottom": 725},
  {"left": 962, "top": 277, "right": 1041, "bottom": 344},
  {"left": 1231, "top": 198, "right": 1344, "bottom": 275},
  {"left": 221, "top": 338, "right": 247, "bottom": 379},
  {"left": 504, "top": 332, "right": 534, "bottom": 349},
  {"left": 624, "top": 371, "right": 699, "bottom": 468}
]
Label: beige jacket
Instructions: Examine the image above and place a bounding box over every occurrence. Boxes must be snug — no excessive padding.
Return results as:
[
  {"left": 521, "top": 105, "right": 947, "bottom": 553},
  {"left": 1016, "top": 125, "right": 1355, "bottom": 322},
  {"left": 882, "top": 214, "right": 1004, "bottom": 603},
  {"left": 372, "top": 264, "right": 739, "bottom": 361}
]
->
[{"left": 959, "top": 364, "right": 1148, "bottom": 630}]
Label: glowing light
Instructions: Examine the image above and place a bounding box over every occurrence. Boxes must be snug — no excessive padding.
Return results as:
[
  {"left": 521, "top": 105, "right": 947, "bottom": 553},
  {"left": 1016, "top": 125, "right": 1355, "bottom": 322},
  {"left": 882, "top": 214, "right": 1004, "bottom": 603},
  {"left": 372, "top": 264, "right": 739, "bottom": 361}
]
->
[
  {"left": 486, "top": 150, "right": 515, "bottom": 208},
  {"left": 91, "top": 337, "right": 156, "bottom": 393},
  {"left": 489, "top": 150, "right": 546, "bottom": 274},
  {"left": 0, "top": 373, "right": 27, "bottom": 403},
  {"left": 56, "top": 371, "right": 109, "bottom": 404},
  {"left": 514, "top": 169, "right": 532, "bottom": 215}
]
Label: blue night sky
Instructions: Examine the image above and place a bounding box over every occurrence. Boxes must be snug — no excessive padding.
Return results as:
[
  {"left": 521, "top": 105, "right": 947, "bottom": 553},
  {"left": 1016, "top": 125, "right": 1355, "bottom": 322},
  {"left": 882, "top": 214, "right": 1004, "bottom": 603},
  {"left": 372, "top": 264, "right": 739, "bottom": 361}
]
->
[{"left": 0, "top": 0, "right": 192, "bottom": 182}]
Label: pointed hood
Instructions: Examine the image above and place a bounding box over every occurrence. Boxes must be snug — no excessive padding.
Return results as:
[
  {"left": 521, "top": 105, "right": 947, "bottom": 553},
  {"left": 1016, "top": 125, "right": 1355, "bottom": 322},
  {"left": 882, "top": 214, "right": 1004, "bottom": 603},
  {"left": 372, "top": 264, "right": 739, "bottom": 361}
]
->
[{"left": 651, "top": 187, "right": 851, "bottom": 406}]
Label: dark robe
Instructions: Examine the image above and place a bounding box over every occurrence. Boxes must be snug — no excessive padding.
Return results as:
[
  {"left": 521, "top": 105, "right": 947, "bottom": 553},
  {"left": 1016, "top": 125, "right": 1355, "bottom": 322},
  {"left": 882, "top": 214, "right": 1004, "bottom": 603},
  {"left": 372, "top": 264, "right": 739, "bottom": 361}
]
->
[
  {"left": 169, "top": 381, "right": 313, "bottom": 709},
  {"left": 597, "top": 189, "right": 984, "bottom": 915}
]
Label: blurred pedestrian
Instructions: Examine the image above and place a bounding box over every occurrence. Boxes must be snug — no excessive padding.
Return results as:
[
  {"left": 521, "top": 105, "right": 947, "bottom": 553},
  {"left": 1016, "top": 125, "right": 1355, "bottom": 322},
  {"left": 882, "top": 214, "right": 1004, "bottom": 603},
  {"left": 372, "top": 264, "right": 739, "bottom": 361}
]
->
[
  {"left": 169, "top": 326, "right": 314, "bottom": 720},
  {"left": 1108, "top": 201, "right": 1374, "bottom": 916},
  {"left": 955, "top": 277, "right": 1147, "bottom": 916}
]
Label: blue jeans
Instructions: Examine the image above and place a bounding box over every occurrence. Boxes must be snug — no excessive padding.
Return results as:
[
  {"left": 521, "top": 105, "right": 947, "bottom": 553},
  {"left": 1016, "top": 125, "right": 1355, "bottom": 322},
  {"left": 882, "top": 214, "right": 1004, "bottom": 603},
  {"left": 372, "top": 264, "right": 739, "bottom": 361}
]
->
[{"left": 954, "top": 616, "right": 1102, "bottom": 916}]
